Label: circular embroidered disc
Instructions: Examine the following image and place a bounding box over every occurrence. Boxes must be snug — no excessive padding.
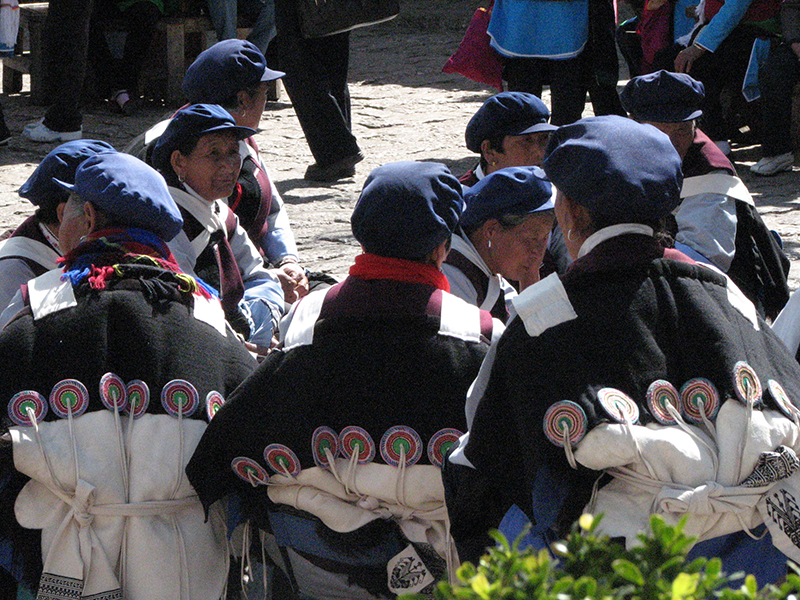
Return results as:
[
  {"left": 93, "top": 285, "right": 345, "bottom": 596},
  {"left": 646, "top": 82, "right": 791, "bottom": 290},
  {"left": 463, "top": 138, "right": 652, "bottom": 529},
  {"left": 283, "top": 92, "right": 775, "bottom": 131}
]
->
[
  {"left": 311, "top": 426, "right": 339, "bottom": 468},
  {"left": 427, "top": 428, "right": 462, "bottom": 468},
  {"left": 263, "top": 443, "right": 301, "bottom": 476},
  {"left": 338, "top": 426, "right": 376, "bottom": 465},
  {"left": 768, "top": 379, "right": 796, "bottom": 419},
  {"left": 99, "top": 372, "right": 128, "bottom": 413},
  {"left": 231, "top": 457, "right": 269, "bottom": 486},
  {"left": 543, "top": 401, "right": 588, "bottom": 448},
  {"left": 8, "top": 391, "right": 48, "bottom": 426},
  {"left": 380, "top": 426, "right": 423, "bottom": 467},
  {"left": 126, "top": 380, "right": 150, "bottom": 418},
  {"left": 680, "top": 378, "right": 720, "bottom": 424},
  {"left": 161, "top": 379, "right": 199, "bottom": 417},
  {"left": 646, "top": 380, "right": 682, "bottom": 425},
  {"left": 206, "top": 391, "right": 225, "bottom": 420},
  {"left": 597, "top": 388, "right": 639, "bottom": 424},
  {"left": 49, "top": 379, "right": 89, "bottom": 419},
  {"left": 732, "top": 361, "right": 762, "bottom": 405}
]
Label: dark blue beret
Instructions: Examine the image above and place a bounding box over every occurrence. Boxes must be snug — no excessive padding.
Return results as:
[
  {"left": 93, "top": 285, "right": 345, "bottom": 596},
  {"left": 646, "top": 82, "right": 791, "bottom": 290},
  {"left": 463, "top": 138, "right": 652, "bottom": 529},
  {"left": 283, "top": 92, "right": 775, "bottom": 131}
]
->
[
  {"left": 183, "top": 39, "right": 285, "bottom": 104},
  {"left": 465, "top": 92, "right": 557, "bottom": 153},
  {"left": 54, "top": 153, "right": 184, "bottom": 241},
  {"left": 460, "top": 166, "right": 553, "bottom": 231},
  {"left": 151, "top": 104, "right": 256, "bottom": 174},
  {"left": 352, "top": 161, "right": 463, "bottom": 261},
  {"left": 543, "top": 115, "right": 683, "bottom": 224},
  {"left": 19, "top": 140, "right": 116, "bottom": 209},
  {"left": 620, "top": 70, "right": 705, "bottom": 123}
]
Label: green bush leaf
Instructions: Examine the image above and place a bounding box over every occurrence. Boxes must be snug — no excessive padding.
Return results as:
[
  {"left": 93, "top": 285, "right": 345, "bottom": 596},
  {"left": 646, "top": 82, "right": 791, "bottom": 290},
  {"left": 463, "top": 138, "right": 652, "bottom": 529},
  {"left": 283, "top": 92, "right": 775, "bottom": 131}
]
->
[
  {"left": 671, "top": 572, "right": 700, "bottom": 600},
  {"left": 612, "top": 559, "right": 645, "bottom": 585}
]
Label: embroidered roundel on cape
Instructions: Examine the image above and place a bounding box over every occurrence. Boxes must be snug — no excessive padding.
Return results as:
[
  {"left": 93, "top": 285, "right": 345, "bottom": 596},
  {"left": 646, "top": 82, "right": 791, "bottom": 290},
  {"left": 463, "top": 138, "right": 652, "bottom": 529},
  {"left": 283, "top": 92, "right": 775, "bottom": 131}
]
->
[
  {"left": 311, "top": 426, "right": 339, "bottom": 469},
  {"left": 680, "top": 377, "right": 720, "bottom": 424},
  {"left": 126, "top": 380, "right": 150, "bottom": 418},
  {"left": 264, "top": 443, "right": 301, "bottom": 477},
  {"left": 161, "top": 379, "right": 200, "bottom": 417},
  {"left": 733, "top": 361, "right": 762, "bottom": 406},
  {"left": 543, "top": 400, "right": 588, "bottom": 448},
  {"left": 597, "top": 388, "right": 639, "bottom": 424},
  {"left": 339, "top": 426, "right": 376, "bottom": 465},
  {"left": 7, "top": 390, "right": 48, "bottom": 426},
  {"left": 767, "top": 379, "right": 797, "bottom": 421},
  {"left": 49, "top": 379, "right": 90, "bottom": 419},
  {"left": 427, "top": 428, "right": 463, "bottom": 467},
  {"left": 646, "top": 379, "right": 682, "bottom": 425},
  {"left": 231, "top": 456, "right": 270, "bottom": 486},
  {"left": 206, "top": 390, "right": 225, "bottom": 420},
  {"left": 380, "top": 426, "right": 423, "bottom": 467},
  {"left": 100, "top": 372, "right": 128, "bottom": 413}
]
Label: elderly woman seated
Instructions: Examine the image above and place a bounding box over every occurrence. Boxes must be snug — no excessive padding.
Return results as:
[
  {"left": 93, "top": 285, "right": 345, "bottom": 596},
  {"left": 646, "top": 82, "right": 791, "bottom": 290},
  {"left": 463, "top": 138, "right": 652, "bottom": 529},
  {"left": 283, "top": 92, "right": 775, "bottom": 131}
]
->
[
  {"left": 447, "top": 116, "right": 800, "bottom": 584},
  {"left": 442, "top": 166, "right": 554, "bottom": 322},
  {"left": 152, "top": 103, "right": 285, "bottom": 353}
]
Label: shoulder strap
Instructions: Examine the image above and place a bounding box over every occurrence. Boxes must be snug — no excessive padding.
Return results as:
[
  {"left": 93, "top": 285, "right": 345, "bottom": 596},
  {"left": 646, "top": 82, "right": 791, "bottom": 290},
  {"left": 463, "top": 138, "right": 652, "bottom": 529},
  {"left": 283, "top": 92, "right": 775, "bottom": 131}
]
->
[{"left": 0, "top": 236, "right": 60, "bottom": 271}]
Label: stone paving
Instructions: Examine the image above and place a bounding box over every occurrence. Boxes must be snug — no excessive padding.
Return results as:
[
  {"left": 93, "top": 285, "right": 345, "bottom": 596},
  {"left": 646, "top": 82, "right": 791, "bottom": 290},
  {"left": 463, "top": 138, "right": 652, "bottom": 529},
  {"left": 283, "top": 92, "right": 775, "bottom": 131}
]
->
[{"left": 0, "top": 9, "right": 799, "bottom": 290}]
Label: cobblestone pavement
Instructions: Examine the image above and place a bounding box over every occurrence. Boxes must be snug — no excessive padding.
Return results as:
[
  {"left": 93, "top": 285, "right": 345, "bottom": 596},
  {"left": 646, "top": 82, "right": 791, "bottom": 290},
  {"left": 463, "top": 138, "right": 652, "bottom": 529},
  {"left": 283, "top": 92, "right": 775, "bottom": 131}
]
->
[{"left": 1, "top": 14, "right": 799, "bottom": 290}]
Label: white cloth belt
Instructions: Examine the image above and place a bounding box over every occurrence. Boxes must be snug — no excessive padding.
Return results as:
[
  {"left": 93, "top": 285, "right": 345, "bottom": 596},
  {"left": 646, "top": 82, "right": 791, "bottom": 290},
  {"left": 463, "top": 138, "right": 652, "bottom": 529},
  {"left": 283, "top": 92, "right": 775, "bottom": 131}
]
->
[{"left": 654, "top": 481, "right": 767, "bottom": 516}]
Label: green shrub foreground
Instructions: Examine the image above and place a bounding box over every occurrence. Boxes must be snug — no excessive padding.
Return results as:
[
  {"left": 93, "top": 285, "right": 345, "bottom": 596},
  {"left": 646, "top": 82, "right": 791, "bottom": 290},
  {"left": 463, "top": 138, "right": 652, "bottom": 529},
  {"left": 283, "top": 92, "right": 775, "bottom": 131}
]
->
[{"left": 403, "top": 515, "right": 800, "bottom": 600}]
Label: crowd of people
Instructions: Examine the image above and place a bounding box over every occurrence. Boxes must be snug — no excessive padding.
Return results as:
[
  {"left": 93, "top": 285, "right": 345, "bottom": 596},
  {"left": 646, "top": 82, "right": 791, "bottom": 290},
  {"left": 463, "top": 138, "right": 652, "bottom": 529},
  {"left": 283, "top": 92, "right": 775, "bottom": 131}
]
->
[{"left": 1, "top": 4, "right": 800, "bottom": 598}]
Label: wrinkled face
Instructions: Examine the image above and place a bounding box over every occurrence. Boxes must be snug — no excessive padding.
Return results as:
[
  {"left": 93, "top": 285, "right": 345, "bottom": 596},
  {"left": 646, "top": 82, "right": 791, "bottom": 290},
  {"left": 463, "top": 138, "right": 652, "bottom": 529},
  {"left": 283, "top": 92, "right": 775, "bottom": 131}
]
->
[
  {"left": 58, "top": 194, "right": 90, "bottom": 254},
  {"left": 495, "top": 131, "right": 552, "bottom": 171},
  {"left": 644, "top": 120, "right": 695, "bottom": 160},
  {"left": 174, "top": 131, "right": 242, "bottom": 202},
  {"left": 487, "top": 211, "right": 555, "bottom": 282}
]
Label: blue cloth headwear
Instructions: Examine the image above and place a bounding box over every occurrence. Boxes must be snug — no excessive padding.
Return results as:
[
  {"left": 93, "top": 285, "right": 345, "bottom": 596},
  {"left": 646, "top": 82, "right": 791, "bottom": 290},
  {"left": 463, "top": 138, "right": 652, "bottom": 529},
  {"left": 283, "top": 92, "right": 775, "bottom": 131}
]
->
[
  {"left": 151, "top": 103, "right": 256, "bottom": 175},
  {"left": 352, "top": 161, "right": 463, "bottom": 261},
  {"left": 620, "top": 70, "right": 705, "bottom": 123},
  {"left": 543, "top": 115, "right": 683, "bottom": 225},
  {"left": 460, "top": 166, "right": 553, "bottom": 231},
  {"left": 19, "top": 140, "right": 116, "bottom": 210},
  {"left": 183, "top": 39, "right": 285, "bottom": 105},
  {"left": 465, "top": 92, "right": 557, "bottom": 153},
  {"left": 54, "top": 153, "right": 184, "bottom": 242}
]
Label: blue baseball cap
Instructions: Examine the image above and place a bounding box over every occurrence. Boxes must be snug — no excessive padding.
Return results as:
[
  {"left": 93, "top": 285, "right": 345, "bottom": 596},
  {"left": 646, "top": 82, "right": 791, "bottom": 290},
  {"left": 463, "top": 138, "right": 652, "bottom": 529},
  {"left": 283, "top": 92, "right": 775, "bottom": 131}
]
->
[
  {"left": 460, "top": 166, "right": 554, "bottom": 231},
  {"left": 352, "top": 161, "right": 464, "bottom": 261},
  {"left": 19, "top": 140, "right": 117, "bottom": 210},
  {"left": 183, "top": 39, "right": 285, "bottom": 104},
  {"left": 543, "top": 116, "right": 683, "bottom": 225},
  {"left": 620, "top": 70, "right": 705, "bottom": 123},
  {"left": 151, "top": 104, "right": 256, "bottom": 174},
  {"left": 54, "top": 153, "right": 184, "bottom": 241},
  {"left": 465, "top": 92, "right": 557, "bottom": 154}
]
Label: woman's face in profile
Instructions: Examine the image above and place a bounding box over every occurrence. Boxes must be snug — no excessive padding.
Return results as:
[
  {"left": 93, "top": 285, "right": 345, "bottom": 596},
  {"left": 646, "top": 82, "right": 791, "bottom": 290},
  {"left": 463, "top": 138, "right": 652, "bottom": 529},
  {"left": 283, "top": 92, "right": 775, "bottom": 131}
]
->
[{"left": 176, "top": 131, "right": 242, "bottom": 202}]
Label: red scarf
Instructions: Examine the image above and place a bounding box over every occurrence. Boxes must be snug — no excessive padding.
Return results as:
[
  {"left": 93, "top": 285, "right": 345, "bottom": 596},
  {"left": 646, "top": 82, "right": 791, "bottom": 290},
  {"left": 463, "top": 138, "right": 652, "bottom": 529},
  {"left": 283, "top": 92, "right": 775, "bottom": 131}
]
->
[{"left": 349, "top": 253, "right": 450, "bottom": 292}]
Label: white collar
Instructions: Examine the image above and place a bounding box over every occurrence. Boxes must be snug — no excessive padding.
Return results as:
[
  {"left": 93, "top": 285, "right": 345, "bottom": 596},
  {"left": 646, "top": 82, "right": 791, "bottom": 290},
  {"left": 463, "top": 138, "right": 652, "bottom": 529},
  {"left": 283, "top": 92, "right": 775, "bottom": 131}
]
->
[{"left": 577, "top": 223, "right": 654, "bottom": 259}]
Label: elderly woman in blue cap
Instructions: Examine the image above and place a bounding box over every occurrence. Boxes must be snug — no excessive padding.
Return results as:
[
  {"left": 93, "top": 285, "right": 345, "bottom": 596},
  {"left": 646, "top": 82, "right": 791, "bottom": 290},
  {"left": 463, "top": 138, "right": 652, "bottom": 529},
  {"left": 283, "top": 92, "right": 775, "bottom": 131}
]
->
[
  {"left": 0, "top": 152, "right": 255, "bottom": 600},
  {"left": 152, "top": 103, "right": 285, "bottom": 354},
  {"left": 131, "top": 40, "right": 309, "bottom": 303},
  {"left": 0, "top": 140, "right": 115, "bottom": 313},
  {"left": 460, "top": 92, "right": 557, "bottom": 188},
  {"left": 442, "top": 166, "right": 554, "bottom": 322},
  {"left": 447, "top": 115, "right": 800, "bottom": 584}
]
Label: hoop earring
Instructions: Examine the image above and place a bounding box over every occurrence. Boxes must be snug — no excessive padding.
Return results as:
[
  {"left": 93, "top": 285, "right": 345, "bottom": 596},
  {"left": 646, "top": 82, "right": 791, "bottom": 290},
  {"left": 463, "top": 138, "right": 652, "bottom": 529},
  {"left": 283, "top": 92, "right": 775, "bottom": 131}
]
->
[
  {"left": 567, "top": 229, "right": 575, "bottom": 242},
  {"left": 240, "top": 109, "right": 247, "bottom": 120},
  {"left": 487, "top": 239, "right": 492, "bottom": 250},
  {"left": 178, "top": 173, "right": 185, "bottom": 184}
]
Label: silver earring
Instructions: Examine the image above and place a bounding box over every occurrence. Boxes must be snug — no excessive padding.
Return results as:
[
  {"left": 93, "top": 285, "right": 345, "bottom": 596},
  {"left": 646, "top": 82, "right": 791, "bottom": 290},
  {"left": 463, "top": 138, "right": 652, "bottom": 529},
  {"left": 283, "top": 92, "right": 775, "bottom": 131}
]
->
[
  {"left": 567, "top": 229, "right": 575, "bottom": 242},
  {"left": 488, "top": 239, "right": 492, "bottom": 249}
]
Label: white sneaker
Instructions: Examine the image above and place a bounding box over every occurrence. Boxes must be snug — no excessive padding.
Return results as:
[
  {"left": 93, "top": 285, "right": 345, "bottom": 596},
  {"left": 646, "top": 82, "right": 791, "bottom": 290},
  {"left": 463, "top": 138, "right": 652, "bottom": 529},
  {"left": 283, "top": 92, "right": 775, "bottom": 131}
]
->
[
  {"left": 750, "top": 152, "right": 794, "bottom": 176},
  {"left": 22, "top": 121, "right": 82, "bottom": 143}
]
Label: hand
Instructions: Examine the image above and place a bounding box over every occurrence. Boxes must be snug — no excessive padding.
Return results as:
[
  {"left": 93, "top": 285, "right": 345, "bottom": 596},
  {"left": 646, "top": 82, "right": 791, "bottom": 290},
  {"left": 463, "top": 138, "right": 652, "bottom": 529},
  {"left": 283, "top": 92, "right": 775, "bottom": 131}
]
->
[
  {"left": 674, "top": 44, "right": 705, "bottom": 73},
  {"left": 243, "top": 339, "right": 273, "bottom": 360},
  {"left": 274, "top": 262, "right": 310, "bottom": 303}
]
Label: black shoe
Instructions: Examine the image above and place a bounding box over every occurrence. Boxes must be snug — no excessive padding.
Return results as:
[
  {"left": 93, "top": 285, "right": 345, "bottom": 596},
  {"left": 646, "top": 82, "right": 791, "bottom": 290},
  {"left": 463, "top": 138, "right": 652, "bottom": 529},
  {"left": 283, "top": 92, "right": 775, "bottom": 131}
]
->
[
  {"left": 0, "top": 124, "right": 12, "bottom": 146},
  {"left": 304, "top": 151, "right": 364, "bottom": 182}
]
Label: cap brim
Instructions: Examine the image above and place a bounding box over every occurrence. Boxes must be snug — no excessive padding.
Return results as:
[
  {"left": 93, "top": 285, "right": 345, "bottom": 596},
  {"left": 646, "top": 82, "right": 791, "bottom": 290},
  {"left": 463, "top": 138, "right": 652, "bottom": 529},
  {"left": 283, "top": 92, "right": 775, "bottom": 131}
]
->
[
  {"left": 261, "top": 67, "right": 285, "bottom": 82},
  {"left": 517, "top": 122, "right": 559, "bottom": 136},
  {"left": 51, "top": 178, "right": 75, "bottom": 195},
  {"left": 201, "top": 123, "right": 257, "bottom": 141}
]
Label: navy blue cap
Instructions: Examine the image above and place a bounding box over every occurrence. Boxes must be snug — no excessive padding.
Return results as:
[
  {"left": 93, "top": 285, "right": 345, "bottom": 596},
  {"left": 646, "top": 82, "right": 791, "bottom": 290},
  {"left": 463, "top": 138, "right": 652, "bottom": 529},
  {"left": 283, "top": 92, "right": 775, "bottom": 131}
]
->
[
  {"left": 620, "top": 70, "right": 705, "bottom": 123},
  {"left": 543, "top": 115, "right": 683, "bottom": 224},
  {"left": 19, "top": 140, "right": 117, "bottom": 210},
  {"left": 352, "top": 161, "right": 463, "bottom": 261},
  {"left": 151, "top": 104, "right": 256, "bottom": 174},
  {"left": 183, "top": 39, "right": 285, "bottom": 105},
  {"left": 465, "top": 92, "right": 557, "bottom": 153},
  {"left": 460, "top": 166, "right": 554, "bottom": 231},
  {"left": 54, "top": 153, "right": 183, "bottom": 241}
]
